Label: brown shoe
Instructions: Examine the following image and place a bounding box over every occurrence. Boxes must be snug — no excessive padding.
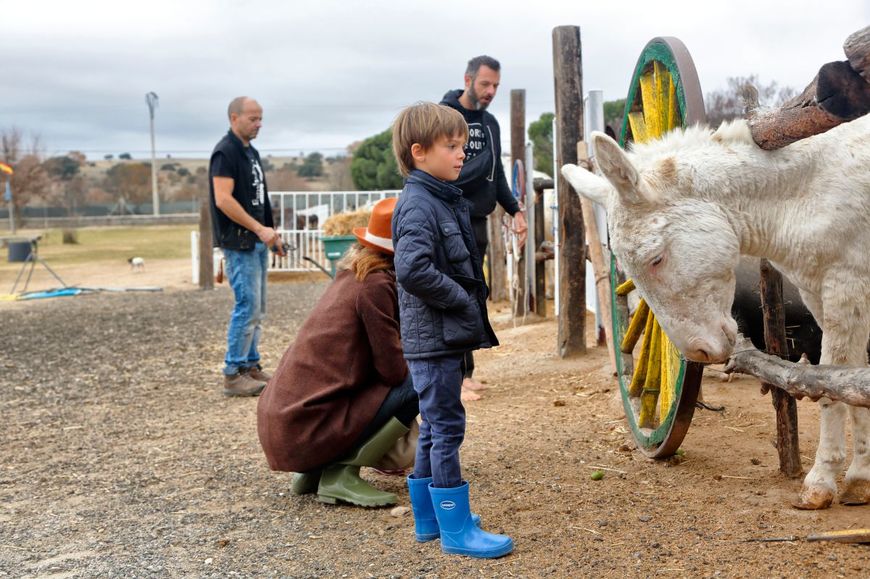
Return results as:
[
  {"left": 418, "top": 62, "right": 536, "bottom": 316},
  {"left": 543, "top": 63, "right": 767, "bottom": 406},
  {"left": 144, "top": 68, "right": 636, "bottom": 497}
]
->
[
  {"left": 223, "top": 372, "right": 266, "bottom": 397},
  {"left": 244, "top": 365, "right": 272, "bottom": 382}
]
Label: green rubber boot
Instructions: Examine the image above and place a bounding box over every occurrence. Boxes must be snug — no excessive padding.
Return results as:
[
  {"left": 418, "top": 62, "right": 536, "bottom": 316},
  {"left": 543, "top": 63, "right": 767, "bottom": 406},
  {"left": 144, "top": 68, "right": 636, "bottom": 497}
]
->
[
  {"left": 316, "top": 418, "right": 409, "bottom": 508},
  {"left": 290, "top": 470, "right": 321, "bottom": 495}
]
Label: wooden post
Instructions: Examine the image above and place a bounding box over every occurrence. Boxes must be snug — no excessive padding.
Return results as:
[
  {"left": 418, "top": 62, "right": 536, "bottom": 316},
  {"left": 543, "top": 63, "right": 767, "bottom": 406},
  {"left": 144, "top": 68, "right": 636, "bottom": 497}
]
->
[
  {"left": 199, "top": 198, "right": 214, "bottom": 290},
  {"left": 759, "top": 259, "right": 802, "bottom": 477},
  {"left": 552, "top": 25, "right": 586, "bottom": 356},
  {"left": 533, "top": 180, "right": 546, "bottom": 317},
  {"left": 487, "top": 212, "right": 506, "bottom": 301},
  {"left": 510, "top": 89, "right": 527, "bottom": 316}
]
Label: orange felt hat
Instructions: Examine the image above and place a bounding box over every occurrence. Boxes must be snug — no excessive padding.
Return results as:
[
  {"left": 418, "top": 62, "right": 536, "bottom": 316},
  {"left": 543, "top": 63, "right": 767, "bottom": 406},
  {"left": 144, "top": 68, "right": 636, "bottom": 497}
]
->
[{"left": 353, "top": 197, "right": 398, "bottom": 255}]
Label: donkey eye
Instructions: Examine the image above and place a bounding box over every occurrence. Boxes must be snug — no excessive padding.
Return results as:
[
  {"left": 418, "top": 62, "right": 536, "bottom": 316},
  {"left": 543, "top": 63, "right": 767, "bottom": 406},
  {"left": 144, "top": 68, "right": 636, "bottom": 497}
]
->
[{"left": 650, "top": 255, "right": 663, "bottom": 267}]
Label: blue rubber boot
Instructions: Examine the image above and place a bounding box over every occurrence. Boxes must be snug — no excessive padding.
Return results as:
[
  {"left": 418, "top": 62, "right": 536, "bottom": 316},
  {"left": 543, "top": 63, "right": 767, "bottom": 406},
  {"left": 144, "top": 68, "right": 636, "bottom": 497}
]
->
[
  {"left": 407, "top": 476, "right": 481, "bottom": 542},
  {"left": 429, "top": 482, "right": 513, "bottom": 558}
]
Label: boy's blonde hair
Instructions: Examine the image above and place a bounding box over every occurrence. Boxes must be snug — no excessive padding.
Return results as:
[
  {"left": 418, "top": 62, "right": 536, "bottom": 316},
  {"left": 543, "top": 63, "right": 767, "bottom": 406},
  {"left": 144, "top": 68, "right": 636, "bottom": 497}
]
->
[{"left": 392, "top": 102, "right": 468, "bottom": 177}]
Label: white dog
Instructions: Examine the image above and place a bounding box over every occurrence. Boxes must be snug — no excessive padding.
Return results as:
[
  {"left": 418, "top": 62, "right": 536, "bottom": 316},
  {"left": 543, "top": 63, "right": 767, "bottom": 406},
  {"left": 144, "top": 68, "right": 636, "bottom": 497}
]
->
[{"left": 128, "top": 256, "right": 145, "bottom": 272}]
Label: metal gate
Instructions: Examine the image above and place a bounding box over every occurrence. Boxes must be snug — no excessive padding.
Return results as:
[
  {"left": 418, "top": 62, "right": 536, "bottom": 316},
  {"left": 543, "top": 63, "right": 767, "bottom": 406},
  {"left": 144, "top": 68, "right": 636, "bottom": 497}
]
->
[{"left": 269, "top": 190, "right": 399, "bottom": 272}]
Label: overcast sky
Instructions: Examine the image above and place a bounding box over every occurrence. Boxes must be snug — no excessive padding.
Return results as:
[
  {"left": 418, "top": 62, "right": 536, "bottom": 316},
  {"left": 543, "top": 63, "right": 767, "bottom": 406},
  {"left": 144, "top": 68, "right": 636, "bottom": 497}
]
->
[{"left": 2, "top": 0, "right": 867, "bottom": 160}]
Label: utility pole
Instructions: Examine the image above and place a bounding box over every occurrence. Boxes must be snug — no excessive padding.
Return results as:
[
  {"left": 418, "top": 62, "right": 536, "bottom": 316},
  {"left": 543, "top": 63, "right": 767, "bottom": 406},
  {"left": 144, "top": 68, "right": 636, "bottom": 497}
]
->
[{"left": 146, "top": 92, "right": 160, "bottom": 216}]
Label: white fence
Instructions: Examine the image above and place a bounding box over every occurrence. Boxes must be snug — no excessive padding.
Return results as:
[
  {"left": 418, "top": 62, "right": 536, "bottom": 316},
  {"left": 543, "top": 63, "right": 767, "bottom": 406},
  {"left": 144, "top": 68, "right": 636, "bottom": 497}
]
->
[{"left": 269, "top": 190, "right": 400, "bottom": 272}]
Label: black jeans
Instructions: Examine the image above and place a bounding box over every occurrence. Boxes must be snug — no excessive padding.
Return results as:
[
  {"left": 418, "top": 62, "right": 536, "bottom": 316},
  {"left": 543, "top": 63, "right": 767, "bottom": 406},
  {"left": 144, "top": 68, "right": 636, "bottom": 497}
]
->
[
  {"left": 465, "top": 217, "right": 490, "bottom": 379},
  {"left": 352, "top": 372, "right": 418, "bottom": 447}
]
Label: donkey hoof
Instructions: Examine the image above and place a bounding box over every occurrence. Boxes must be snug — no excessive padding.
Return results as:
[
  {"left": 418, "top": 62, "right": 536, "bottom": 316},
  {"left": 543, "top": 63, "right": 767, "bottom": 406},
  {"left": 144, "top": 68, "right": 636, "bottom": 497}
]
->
[
  {"left": 792, "top": 486, "right": 834, "bottom": 510},
  {"left": 840, "top": 480, "right": 870, "bottom": 506}
]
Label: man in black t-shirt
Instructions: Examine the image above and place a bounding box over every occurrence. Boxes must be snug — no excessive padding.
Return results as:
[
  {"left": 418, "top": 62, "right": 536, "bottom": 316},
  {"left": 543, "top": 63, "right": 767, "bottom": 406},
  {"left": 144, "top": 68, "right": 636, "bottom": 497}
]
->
[
  {"left": 441, "top": 56, "right": 527, "bottom": 400},
  {"left": 209, "top": 96, "right": 284, "bottom": 397}
]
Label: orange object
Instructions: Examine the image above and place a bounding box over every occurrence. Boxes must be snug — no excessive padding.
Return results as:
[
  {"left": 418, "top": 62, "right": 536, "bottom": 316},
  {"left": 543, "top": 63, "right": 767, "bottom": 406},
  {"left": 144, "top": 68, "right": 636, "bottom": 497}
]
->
[{"left": 0, "top": 162, "right": 13, "bottom": 175}]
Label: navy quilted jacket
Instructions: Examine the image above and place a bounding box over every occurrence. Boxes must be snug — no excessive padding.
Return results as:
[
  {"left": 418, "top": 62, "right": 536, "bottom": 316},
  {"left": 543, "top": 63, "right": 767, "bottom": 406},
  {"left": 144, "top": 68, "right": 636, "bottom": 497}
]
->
[{"left": 392, "top": 169, "right": 498, "bottom": 359}]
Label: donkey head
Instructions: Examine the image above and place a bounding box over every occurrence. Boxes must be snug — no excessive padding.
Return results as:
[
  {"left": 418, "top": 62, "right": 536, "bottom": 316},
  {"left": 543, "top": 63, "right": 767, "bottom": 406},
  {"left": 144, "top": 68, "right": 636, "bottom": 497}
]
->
[{"left": 562, "top": 131, "right": 739, "bottom": 363}]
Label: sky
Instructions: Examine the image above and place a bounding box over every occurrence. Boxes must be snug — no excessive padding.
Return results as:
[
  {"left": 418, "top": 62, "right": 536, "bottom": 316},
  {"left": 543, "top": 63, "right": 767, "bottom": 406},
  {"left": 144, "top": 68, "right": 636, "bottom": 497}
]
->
[{"left": 1, "top": 0, "right": 867, "bottom": 160}]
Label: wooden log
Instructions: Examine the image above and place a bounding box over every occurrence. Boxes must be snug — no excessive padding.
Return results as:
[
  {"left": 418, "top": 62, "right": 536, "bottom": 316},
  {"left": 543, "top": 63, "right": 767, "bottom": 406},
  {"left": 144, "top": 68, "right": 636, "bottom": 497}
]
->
[
  {"left": 759, "top": 259, "right": 802, "bottom": 478},
  {"left": 552, "top": 25, "right": 586, "bottom": 356},
  {"left": 725, "top": 336, "right": 870, "bottom": 409},
  {"left": 748, "top": 25, "right": 870, "bottom": 150},
  {"left": 511, "top": 89, "right": 527, "bottom": 317},
  {"left": 199, "top": 198, "right": 214, "bottom": 290},
  {"left": 844, "top": 25, "right": 870, "bottom": 82},
  {"left": 533, "top": 183, "right": 546, "bottom": 317}
]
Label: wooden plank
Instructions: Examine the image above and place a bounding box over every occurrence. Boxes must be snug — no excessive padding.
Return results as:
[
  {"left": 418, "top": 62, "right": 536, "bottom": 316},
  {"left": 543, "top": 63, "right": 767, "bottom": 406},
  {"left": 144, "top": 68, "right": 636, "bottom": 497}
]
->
[
  {"left": 552, "top": 25, "right": 586, "bottom": 356},
  {"left": 510, "top": 89, "right": 527, "bottom": 316},
  {"left": 199, "top": 198, "right": 214, "bottom": 291}
]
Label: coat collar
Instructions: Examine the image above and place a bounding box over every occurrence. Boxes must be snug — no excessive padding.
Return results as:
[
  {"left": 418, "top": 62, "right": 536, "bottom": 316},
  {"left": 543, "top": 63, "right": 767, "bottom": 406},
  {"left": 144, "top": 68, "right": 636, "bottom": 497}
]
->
[
  {"left": 226, "top": 129, "right": 253, "bottom": 154},
  {"left": 406, "top": 169, "right": 463, "bottom": 204}
]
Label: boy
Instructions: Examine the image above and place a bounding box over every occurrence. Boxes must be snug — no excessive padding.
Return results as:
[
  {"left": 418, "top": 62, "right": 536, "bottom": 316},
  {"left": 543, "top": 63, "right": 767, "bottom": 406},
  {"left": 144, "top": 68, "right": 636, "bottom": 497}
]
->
[{"left": 391, "top": 102, "right": 513, "bottom": 559}]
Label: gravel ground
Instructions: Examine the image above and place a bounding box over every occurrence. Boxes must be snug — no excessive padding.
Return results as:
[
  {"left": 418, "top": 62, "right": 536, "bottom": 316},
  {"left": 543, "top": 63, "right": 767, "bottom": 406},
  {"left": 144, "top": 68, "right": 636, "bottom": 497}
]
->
[{"left": 1, "top": 283, "right": 868, "bottom": 577}]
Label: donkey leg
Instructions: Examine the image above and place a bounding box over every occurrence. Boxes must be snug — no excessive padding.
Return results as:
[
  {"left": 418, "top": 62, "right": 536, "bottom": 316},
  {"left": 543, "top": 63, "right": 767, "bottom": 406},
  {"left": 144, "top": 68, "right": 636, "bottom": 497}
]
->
[
  {"left": 841, "top": 406, "right": 870, "bottom": 505},
  {"left": 795, "top": 398, "right": 848, "bottom": 509}
]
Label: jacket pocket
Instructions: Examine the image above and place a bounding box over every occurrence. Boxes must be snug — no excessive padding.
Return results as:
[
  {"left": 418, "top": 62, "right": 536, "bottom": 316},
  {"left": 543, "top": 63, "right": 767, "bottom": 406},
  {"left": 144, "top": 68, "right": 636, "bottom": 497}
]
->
[
  {"left": 439, "top": 221, "right": 470, "bottom": 263},
  {"left": 442, "top": 298, "right": 483, "bottom": 347}
]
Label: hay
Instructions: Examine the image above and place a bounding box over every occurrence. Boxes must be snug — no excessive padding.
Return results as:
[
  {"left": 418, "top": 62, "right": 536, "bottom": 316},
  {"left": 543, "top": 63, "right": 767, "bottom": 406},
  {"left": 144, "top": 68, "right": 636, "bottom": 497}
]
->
[{"left": 321, "top": 207, "right": 372, "bottom": 236}]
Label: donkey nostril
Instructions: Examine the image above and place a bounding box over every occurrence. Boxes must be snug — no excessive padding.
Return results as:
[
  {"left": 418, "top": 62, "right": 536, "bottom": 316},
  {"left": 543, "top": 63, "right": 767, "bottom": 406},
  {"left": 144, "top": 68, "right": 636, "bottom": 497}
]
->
[{"left": 697, "top": 349, "right": 709, "bottom": 361}]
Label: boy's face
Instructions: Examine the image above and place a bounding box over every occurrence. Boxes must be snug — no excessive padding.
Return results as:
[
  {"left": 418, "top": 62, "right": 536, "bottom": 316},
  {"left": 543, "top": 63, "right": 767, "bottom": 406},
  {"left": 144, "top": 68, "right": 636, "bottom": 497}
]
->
[{"left": 412, "top": 133, "right": 466, "bottom": 182}]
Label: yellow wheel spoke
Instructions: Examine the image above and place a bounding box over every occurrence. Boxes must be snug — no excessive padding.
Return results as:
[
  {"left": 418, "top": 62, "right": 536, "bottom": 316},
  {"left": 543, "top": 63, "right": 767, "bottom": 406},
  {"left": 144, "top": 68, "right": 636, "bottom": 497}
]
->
[
  {"left": 620, "top": 299, "right": 649, "bottom": 354},
  {"left": 628, "top": 310, "right": 656, "bottom": 397},
  {"left": 627, "top": 111, "right": 648, "bottom": 144},
  {"left": 639, "top": 322, "right": 662, "bottom": 429}
]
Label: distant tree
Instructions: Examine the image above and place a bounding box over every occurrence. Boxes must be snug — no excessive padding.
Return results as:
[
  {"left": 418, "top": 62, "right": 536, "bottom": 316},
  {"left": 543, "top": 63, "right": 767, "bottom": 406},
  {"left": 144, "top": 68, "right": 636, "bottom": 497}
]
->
[
  {"left": 350, "top": 129, "right": 403, "bottom": 190},
  {"left": 177, "top": 167, "right": 191, "bottom": 177},
  {"left": 705, "top": 75, "right": 796, "bottom": 128},
  {"left": 603, "top": 99, "right": 626, "bottom": 137},
  {"left": 297, "top": 152, "right": 324, "bottom": 178},
  {"left": 104, "top": 162, "right": 152, "bottom": 205},
  {"left": 1, "top": 127, "right": 50, "bottom": 226},
  {"left": 104, "top": 154, "right": 114, "bottom": 160},
  {"left": 161, "top": 163, "right": 177, "bottom": 171},
  {"left": 326, "top": 155, "right": 354, "bottom": 190},
  {"left": 119, "top": 152, "right": 132, "bottom": 160},
  {"left": 528, "top": 112, "right": 554, "bottom": 176},
  {"left": 43, "top": 154, "right": 86, "bottom": 213}
]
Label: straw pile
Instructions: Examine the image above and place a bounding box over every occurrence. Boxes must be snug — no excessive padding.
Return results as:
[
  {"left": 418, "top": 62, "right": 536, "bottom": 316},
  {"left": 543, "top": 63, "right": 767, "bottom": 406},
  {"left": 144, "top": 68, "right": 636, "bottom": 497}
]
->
[{"left": 321, "top": 207, "right": 372, "bottom": 236}]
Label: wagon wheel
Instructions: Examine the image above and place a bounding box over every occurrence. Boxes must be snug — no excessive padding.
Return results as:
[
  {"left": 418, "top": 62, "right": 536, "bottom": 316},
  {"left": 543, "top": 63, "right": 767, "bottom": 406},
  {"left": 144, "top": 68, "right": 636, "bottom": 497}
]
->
[{"left": 611, "top": 37, "right": 707, "bottom": 457}]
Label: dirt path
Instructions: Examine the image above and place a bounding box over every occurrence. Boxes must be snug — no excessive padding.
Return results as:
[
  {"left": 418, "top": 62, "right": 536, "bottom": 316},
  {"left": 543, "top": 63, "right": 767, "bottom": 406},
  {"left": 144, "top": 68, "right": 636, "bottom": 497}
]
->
[{"left": 0, "top": 269, "right": 868, "bottom": 577}]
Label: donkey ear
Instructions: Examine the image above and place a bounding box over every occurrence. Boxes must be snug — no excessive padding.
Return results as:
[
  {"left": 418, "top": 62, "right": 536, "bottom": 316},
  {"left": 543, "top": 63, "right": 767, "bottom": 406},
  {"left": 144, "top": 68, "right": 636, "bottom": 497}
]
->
[
  {"left": 591, "top": 132, "right": 645, "bottom": 206},
  {"left": 561, "top": 163, "right": 612, "bottom": 206}
]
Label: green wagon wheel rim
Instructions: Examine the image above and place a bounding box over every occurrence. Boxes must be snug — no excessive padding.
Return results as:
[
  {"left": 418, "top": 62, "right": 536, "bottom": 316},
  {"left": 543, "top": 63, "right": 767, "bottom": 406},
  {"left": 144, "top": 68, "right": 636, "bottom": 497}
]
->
[{"left": 611, "top": 37, "right": 707, "bottom": 458}]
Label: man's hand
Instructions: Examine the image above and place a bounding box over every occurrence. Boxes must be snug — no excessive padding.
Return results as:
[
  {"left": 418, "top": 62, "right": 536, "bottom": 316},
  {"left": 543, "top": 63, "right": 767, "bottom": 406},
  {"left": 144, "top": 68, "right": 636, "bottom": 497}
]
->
[
  {"left": 256, "top": 226, "right": 285, "bottom": 256},
  {"left": 512, "top": 210, "right": 528, "bottom": 250}
]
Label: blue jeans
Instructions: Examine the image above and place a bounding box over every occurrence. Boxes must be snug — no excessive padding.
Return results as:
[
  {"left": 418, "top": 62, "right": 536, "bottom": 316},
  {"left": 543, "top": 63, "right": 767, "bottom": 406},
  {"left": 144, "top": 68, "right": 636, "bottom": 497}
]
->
[
  {"left": 409, "top": 355, "right": 465, "bottom": 488},
  {"left": 223, "top": 243, "right": 268, "bottom": 376}
]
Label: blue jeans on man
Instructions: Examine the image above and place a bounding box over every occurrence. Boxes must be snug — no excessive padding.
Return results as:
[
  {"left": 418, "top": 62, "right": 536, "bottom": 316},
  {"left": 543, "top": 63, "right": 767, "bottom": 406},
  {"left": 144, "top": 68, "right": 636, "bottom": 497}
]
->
[
  {"left": 223, "top": 242, "right": 268, "bottom": 376},
  {"left": 408, "top": 355, "right": 466, "bottom": 488}
]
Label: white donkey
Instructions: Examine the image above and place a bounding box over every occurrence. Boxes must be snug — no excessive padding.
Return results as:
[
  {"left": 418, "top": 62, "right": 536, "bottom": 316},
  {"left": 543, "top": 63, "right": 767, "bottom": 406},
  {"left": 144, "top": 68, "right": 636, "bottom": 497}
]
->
[{"left": 562, "top": 113, "right": 870, "bottom": 509}]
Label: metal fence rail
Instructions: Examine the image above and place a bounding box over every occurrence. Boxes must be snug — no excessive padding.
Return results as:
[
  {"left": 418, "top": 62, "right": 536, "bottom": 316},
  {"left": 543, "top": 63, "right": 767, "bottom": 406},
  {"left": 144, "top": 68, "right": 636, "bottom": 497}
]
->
[{"left": 269, "top": 190, "right": 399, "bottom": 272}]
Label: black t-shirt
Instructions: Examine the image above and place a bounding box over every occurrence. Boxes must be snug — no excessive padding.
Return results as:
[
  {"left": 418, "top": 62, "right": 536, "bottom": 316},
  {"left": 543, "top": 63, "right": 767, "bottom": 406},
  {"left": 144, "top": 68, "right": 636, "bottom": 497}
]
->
[{"left": 208, "top": 130, "right": 273, "bottom": 250}]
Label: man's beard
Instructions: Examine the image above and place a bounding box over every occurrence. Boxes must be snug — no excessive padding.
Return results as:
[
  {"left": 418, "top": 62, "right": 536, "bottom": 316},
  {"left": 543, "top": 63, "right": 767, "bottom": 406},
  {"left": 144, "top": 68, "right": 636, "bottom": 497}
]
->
[{"left": 468, "top": 85, "right": 489, "bottom": 111}]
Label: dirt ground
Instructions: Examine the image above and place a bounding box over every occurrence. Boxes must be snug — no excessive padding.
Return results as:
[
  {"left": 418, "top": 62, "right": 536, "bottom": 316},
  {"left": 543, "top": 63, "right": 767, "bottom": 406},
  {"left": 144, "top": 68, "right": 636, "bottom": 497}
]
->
[{"left": 0, "top": 262, "right": 868, "bottom": 578}]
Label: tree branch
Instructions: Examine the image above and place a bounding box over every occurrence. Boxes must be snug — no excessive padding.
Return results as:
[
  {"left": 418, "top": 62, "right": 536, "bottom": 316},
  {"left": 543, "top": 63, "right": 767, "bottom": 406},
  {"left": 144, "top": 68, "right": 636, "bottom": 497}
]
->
[{"left": 725, "top": 336, "right": 870, "bottom": 408}]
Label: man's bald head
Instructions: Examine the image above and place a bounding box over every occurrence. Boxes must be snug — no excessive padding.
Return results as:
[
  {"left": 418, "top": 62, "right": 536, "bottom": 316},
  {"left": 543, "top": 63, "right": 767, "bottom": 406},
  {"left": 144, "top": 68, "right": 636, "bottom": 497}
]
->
[
  {"left": 228, "top": 96, "right": 258, "bottom": 120},
  {"left": 227, "top": 97, "right": 263, "bottom": 145}
]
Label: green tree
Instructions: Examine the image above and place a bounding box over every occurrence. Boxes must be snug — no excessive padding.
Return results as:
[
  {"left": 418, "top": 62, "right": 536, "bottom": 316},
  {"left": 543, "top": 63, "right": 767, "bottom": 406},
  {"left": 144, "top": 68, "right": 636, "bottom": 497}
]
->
[
  {"left": 350, "top": 129, "right": 403, "bottom": 190},
  {"left": 603, "top": 99, "right": 626, "bottom": 136},
  {"left": 297, "top": 152, "right": 324, "bottom": 178},
  {"left": 528, "top": 112, "right": 554, "bottom": 175},
  {"left": 119, "top": 152, "right": 132, "bottom": 160}
]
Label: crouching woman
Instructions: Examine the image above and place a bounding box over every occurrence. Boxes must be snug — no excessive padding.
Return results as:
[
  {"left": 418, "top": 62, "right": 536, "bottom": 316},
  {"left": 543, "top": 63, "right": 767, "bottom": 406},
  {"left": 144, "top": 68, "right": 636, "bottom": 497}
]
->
[{"left": 257, "top": 197, "right": 417, "bottom": 507}]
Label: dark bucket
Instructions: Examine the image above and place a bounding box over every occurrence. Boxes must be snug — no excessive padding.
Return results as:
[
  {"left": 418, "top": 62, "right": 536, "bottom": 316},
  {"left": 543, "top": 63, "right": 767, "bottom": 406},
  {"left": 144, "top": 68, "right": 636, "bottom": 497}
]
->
[{"left": 7, "top": 240, "right": 33, "bottom": 262}]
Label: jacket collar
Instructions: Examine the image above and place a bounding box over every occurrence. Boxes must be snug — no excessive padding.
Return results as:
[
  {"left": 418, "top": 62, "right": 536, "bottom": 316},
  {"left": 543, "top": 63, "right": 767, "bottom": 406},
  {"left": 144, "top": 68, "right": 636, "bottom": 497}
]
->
[
  {"left": 226, "top": 129, "right": 253, "bottom": 154},
  {"left": 406, "top": 169, "right": 463, "bottom": 204}
]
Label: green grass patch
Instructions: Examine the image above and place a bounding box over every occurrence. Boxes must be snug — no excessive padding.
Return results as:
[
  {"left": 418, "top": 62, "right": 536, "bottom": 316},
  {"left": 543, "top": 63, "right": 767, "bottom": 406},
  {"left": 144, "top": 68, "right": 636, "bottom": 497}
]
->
[{"left": 2, "top": 225, "right": 195, "bottom": 267}]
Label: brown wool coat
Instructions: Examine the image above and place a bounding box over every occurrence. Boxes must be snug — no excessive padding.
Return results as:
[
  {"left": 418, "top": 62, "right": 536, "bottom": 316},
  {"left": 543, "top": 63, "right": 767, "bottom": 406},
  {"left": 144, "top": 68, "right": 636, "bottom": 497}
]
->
[{"left": 256, "top": 268, "right": 408, "bottom": 472}]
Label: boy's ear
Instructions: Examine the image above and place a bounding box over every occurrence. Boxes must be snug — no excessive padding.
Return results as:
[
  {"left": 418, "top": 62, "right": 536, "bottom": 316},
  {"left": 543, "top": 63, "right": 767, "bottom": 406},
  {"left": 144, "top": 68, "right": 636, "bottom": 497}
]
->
[{"left": 410, "top": 143, "right": 425, "bottom": 164}]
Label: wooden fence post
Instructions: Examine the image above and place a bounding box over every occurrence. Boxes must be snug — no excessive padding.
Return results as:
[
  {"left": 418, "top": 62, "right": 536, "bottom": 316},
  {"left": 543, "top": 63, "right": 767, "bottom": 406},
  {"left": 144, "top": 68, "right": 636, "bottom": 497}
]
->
[
  {"left": 759, "top": 258, "right": 802, "bottom": 477},
  {"left": 553, "top": 25, "right": 586, "bottom": 356},
  {"left": 511, "top": 89, "right": 527, "bottom": 316},
  {"left": 199, "top": 198, "right": 214, "bottom": 291}
]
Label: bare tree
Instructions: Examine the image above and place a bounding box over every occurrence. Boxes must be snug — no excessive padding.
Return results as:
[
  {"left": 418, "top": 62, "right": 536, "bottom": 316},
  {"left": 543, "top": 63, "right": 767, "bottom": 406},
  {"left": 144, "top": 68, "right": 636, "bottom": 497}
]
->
[
  {"left": 1, "top": 127, "right": 50, "bottom": 227},
  {"left": 705, "top": 75, "right": 797, "bottom": 128}
]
